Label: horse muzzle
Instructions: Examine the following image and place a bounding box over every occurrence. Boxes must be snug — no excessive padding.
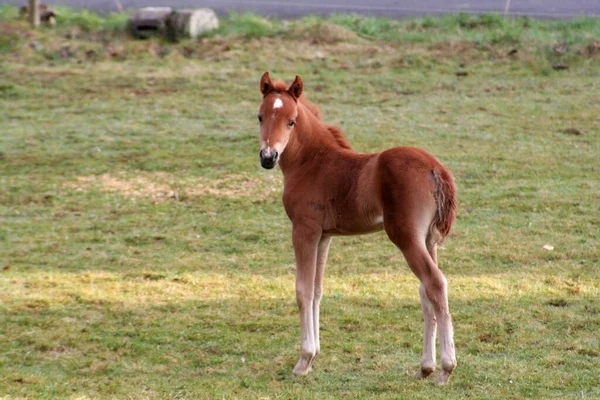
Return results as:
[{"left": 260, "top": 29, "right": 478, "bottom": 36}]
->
[{"left": 259, "top": 149, "right": 279, "bottom": 169}]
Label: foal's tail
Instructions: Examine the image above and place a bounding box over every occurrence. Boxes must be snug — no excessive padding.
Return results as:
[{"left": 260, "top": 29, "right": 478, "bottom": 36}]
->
[{"left": 430, "top": 168, "right": 457, "bottom": 245}]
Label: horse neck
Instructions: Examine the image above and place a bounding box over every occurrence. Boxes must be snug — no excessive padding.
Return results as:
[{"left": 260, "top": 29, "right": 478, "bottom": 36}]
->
[{"left": 279, "top": 102, "right": 340, "bottom": 175}]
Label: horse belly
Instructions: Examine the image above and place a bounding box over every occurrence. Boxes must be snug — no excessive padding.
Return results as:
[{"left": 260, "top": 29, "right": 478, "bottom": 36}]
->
[
  {"left": 323, "top": 204, "right": 384, "bottom": 236},
  {"left": 325, "top": 222, "right": 384, "bottom": 236}
]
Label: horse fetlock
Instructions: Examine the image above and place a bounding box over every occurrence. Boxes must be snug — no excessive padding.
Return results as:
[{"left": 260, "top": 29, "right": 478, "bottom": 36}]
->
[
  {"left": 441, "top": 357, "right": 457, "bottom": 373},
  {"left": 301, "top": 348, "right": 316, "bottom": 360}
]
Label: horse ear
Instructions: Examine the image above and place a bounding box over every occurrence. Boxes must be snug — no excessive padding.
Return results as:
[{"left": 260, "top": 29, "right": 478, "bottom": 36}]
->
[
  {"left": 287, "top": 75, "right": 303, "bottom": 99},
  {"left": 260, "top": 71, "right": 274, "bottom": 96}
]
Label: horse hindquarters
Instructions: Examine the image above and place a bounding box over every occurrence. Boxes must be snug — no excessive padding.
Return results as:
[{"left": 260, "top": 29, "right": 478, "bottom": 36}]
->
[{"left": 377, "top": 147, "right": 456, "bottom": 252}]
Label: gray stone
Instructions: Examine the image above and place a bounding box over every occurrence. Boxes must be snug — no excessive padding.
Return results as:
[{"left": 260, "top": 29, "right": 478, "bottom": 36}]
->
[
  {"left": 167, "top": 8, "right": 219, "bottom": 40},
  {"left": 128, "top": 7, "right": 173, "bottom": 39}
]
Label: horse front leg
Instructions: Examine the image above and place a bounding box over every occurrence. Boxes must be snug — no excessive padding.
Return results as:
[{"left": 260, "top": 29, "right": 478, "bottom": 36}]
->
[
  {"left": 291, "top": 224, "right": 321, "bottom": 375},
  {"left": 313, "top": 236, "right": 332, "bottom": 357}
]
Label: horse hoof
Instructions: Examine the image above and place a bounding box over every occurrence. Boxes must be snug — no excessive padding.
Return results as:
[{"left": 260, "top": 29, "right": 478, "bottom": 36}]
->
[
  {"left": 292, "top": 365, "right": 311, "bottom": 375},
  {"left": 415, "top": 365, "right": 435, "bottom": 379},
  {"left": 434, "top": 370, "right": 452, "bottom": 385},
  {"left": 292, "top": 359, "right": 312, "bottom": 375}
]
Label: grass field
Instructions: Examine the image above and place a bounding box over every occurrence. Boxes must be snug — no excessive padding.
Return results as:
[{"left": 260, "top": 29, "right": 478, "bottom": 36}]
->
[{"left": 1, "top": 7, "right": 599, "bottom": 399}]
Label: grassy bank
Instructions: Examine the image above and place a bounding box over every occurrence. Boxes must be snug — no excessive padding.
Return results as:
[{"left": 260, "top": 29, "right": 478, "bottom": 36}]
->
[{"left": 1, "top": 6, "right": 599, "bottom": 399}]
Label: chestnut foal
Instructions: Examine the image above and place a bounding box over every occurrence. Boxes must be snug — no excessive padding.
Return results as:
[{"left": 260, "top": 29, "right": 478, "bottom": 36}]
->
[{"left": 256, "top": 72, "right": 457, "bottom": 385}]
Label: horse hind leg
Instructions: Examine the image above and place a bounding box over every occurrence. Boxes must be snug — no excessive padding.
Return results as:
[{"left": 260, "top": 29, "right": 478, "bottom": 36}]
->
[
  {"left": 432, "top": 282, "right": 456, "bottom": 386},
  {"left": 393, "top": 236, "right": 456, "bottom": 385},
  {"left": 425, "top": 232, "right": 456, "bottom": 384},
  {"left": 414, "top": 231, "right": 441, "bottom": 378},
  {"left": 415, "top": 281, "right": 437, "bottom": 379},
  {"left": 426, "top": 230, "right": 439, "bottom": 265}
]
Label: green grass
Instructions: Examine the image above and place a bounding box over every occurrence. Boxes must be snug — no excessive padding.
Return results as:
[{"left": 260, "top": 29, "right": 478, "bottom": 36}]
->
[{"left": 1, "top": 6, "right": 600, "bottom": 399}]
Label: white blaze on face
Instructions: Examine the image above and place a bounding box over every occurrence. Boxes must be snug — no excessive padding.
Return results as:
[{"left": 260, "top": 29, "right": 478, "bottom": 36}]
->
[{"left": 259, "top": 96, "right": 290, "bottom": 163}]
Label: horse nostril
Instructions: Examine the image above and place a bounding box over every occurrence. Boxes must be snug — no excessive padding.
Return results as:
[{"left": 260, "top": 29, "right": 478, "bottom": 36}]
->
[
  {"left": 259, "top": 149, "right": 265, "bottom": 158},
  {"left": 273, "top": 151, "right": 279, "bottom": 160}
]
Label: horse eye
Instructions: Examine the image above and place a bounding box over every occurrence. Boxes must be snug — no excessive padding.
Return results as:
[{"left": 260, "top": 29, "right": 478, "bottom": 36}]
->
[
  {"left": 258, "top": 115, "right": 262, "bottom": 122},
  {"left": 288, "top": 120, "right": 295, "bottom": 127}
]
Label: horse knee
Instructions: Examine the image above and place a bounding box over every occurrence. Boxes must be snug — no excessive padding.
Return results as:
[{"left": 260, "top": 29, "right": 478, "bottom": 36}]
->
[{"left": 296, "top": 287, "right": 314, "bottom": 308}]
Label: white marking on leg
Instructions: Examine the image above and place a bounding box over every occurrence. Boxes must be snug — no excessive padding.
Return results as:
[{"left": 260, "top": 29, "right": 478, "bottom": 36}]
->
[
  {"left": 435, "top": 312, "right": 456, "bottom": 385},
  {"left": 433, "top": 276, "right": 456, "bottom": 385},
  {"left": 293, "top": 292, "right": 316, "bottom": 375},
  {"left": 416, "top": 283, "right": 437, "bottom": 379},
  {"left": 273, "top": 98, "right": 283, "bottom": 109},
  {"left": 313, "top": 237, "right": 332, "bottom": 356}
]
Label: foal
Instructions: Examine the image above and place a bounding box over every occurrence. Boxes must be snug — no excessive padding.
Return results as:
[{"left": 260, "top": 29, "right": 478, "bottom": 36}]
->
[{"left": 256, "top": 72, "right": 457, "bottom": 385}]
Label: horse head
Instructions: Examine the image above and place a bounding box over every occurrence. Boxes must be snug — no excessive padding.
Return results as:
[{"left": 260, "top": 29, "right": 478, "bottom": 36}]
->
[{"left": 257, "top": 71, "right": 303, "bottom": 169}]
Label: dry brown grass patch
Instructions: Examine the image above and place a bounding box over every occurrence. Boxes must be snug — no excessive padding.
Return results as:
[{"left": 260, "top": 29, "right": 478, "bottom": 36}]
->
[
  {"left": 287, "top": 22, "right": 364, "bottom": 45},
  {"left": 584, "top": 40, "right": 600, "bottom": 57},
  {"left": 63, "top": 171, "right": 281, "bottom": 202},
  {"left": 427, "top": 40, "right": 482, "bottom": 59}
]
